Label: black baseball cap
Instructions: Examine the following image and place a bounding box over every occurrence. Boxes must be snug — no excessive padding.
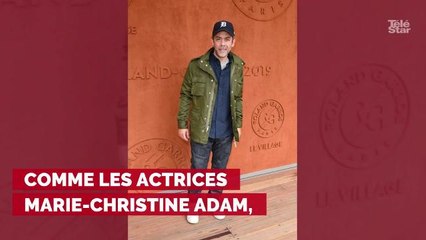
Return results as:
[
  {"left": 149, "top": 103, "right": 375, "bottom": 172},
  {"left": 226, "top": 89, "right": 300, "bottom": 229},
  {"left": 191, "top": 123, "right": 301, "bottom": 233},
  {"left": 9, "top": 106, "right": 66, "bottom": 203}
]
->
[{"left": 212, "top": 20, "right": 235, "bottom": 37}]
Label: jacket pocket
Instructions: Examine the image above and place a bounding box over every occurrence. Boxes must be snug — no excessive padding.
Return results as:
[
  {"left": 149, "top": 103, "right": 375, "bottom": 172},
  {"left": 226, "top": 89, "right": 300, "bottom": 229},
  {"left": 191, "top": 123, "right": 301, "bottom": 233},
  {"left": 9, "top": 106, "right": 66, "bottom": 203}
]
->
[
  {"left": 191, "top": 82, "right": 206, "bottom": 112},
  {"left": 191, "top": 83, "right": 205, "bottom": 96},
  {"left": 234, "top": 81, "right": 243, "bottom": 97}
]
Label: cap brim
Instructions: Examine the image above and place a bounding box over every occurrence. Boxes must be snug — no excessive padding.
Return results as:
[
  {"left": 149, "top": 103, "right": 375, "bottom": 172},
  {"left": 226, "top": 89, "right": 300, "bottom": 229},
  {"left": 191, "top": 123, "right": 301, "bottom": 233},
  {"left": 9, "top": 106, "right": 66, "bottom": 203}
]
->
[{"left": 212, "top": 30, "right": 235, "bottom": 37}]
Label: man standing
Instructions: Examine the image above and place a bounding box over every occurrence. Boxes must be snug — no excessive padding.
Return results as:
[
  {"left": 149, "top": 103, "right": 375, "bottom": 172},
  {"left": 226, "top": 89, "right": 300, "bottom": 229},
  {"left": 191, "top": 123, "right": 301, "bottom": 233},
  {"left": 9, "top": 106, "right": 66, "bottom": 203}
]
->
[{"left": 177, "top": 20, "right": 244, "bottom": 224}]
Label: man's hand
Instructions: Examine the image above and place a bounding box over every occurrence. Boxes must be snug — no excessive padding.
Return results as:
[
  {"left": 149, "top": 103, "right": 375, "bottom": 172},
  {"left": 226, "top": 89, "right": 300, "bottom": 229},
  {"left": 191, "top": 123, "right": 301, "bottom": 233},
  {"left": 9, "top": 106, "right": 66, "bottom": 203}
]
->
[{"left": 178, "top": 129, "right": 190, "bottom": 142}]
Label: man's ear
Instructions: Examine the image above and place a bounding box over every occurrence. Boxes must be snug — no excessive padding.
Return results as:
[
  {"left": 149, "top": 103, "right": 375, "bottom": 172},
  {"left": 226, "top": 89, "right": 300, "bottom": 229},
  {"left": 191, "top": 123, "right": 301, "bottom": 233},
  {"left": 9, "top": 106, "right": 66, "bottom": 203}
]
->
[{"left": 231, "top": 38, "right": 236, "bottom": 47}]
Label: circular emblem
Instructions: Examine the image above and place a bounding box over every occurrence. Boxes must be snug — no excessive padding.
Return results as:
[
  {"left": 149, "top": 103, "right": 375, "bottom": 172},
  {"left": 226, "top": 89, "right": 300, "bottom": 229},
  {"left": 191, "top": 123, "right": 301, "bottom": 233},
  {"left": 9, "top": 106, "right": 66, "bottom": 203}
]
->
[
  {"left": 232, "top": 0, "right": 293, "bottom": 21},
  {"left": 320, "top": 64, "right": 409, "bottom": 169},
  {"left": 128, "top": 138, "right": 190, "bottom": 169},
  {"left": 251, "top": 99, "right": 285, "bottom": 138}
]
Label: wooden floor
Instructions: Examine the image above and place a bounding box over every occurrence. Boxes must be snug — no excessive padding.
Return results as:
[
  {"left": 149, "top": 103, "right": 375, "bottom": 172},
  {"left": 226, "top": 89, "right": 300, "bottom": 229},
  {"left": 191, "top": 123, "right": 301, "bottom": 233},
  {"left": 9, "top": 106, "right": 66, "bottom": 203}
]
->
[{"left": 128, "top": 168, "right": 297, "bottom": 240}]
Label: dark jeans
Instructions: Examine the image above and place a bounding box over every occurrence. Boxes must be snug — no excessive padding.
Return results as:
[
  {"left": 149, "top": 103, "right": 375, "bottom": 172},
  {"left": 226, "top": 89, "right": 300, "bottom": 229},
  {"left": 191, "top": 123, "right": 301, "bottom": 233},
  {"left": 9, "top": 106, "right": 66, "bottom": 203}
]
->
[{"left": 189, "top": 136, "right": 233, "bottom": 194}]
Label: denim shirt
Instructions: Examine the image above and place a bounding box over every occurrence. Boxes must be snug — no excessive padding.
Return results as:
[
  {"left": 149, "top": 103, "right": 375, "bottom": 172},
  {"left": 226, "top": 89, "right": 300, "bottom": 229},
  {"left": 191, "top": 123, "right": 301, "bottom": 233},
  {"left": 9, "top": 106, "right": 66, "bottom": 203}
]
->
[{"left": 208, "top": 51, "right": 233, "bottom": 139}]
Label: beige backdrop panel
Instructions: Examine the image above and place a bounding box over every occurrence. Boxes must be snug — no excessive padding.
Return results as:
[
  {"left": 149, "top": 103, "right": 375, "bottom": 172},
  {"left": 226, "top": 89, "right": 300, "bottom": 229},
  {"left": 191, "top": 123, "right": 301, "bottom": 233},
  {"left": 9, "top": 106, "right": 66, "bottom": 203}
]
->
[{"left": 128, "top": 0, "right": 297, "bottom": 174}]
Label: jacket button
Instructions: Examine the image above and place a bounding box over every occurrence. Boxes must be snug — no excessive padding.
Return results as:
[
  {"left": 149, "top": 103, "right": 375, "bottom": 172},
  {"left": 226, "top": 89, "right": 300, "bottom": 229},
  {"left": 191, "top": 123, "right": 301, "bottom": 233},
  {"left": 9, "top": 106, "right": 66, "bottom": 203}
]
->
[
  {"left": 208, "top": 92, "right": 211, "bottom": 94},
  {"left": 231, "top": 91, "right": 233, "bottom": 94},
  {"left": 211, "top": 79, "right": 213, "bottom": 82}
]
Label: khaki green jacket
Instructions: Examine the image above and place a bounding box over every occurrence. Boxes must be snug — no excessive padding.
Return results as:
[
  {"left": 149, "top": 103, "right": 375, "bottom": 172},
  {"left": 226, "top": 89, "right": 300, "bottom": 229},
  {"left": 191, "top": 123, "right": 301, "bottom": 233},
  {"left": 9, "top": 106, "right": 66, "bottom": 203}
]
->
[{"left": 177, "top": 49, "right": 244, "bottom": 144}]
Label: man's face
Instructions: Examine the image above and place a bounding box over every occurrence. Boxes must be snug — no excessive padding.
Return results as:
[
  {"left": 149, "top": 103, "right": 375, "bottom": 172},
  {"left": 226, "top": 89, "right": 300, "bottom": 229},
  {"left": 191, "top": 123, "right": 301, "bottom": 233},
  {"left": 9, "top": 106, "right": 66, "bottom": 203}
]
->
[{"left": 212, "top": 31, "right": 235, "bottom": 60}]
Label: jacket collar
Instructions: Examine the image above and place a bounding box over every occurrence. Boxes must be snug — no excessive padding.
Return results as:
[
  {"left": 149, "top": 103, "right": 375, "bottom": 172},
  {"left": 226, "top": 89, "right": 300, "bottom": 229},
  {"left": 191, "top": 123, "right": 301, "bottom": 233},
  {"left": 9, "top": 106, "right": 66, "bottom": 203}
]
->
[{"left": 198, "top": 48, "right": 244, "bottom": 70}]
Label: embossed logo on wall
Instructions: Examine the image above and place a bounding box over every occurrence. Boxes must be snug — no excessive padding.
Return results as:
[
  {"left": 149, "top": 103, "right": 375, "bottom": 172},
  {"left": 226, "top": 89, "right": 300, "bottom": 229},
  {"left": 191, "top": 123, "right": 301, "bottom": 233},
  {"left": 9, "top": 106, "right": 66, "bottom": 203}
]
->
[
  {"left": 128, "top": 65, "right": 271, "bottom": 81},
  {"left": 244, "top": 65, "right": 271, "bottom": 77},
  {"left": 252, "top": 99, "right": 285, "bottom": 138},
  {"left": 128, "top": 138, "right": 190, "bottom": 169},
  {"left": 232, "top": 0, "right": 292, "bottom": 21},
  {"left": 321, "top": 64, "right": 409, "bottom": 169},
  {"left": 128, "top": 66, "right": 186, "bottom": 80},
  {"left": 249, "top": 141, "right": 282, "bottom": 152}
]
